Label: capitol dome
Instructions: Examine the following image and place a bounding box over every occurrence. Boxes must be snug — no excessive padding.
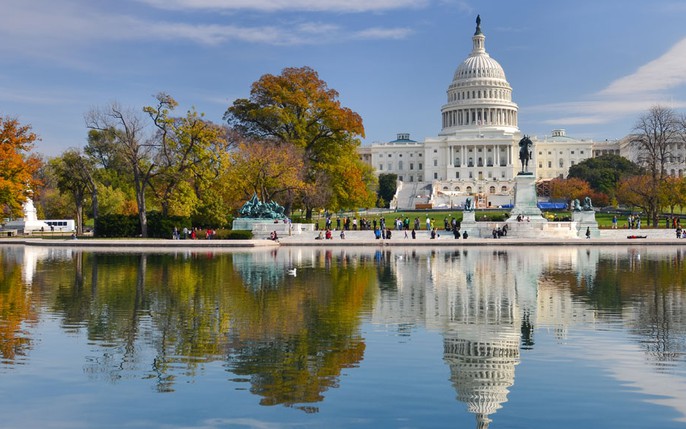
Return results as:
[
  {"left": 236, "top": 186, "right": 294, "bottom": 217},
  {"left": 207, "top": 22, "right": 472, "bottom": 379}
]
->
[{"left": 440, "top": 16, "right": 519, "bottom": 135}]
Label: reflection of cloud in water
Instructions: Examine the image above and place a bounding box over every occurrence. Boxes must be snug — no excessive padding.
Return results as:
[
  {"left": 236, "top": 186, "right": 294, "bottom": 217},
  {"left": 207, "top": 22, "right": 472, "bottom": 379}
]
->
[{"left": 573, "top": 333, "right": 686, "bottom": 423}]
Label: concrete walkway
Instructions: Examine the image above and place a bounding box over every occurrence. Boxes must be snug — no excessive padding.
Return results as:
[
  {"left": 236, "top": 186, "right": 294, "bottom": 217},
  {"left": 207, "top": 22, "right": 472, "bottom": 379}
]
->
[
  {"left": 276, "top": 227, "right": 686, "bottom": 247},
  {"left": 1, "top": 228, "right": 684, "bottom": 248}
]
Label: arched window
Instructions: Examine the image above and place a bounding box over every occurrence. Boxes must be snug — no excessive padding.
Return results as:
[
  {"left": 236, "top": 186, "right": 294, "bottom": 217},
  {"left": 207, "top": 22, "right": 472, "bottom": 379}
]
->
[
  {"left": 559, "top": 159, "right": 564, "bottom": 168},
  {"left": 501, "top": 186, "right": 508, "bottom": 192},
  {"left": 489, "top": 186, "right": 496, "bottom": 194},
  {"left": 466, "top": 186, "right": 472, "bottom": 194},
  {"left": 454, "top": 186, "right": 461, "bottom": 191}
]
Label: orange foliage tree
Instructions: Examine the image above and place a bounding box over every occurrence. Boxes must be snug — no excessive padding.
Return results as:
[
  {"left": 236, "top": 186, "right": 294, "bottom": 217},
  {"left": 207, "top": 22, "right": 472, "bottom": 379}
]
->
[
  {"left": 548, "top": 177, "right": 593, "bottom": 202},
  {"left": 224, "top": 66, "right": 376, "bottom": 217},
  {"left": 0, "top": 117, "right": 42, "bottom": 217}
]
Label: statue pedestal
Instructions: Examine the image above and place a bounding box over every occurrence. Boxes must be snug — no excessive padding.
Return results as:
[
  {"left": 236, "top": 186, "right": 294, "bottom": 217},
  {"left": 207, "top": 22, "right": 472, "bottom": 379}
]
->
[
  {"left": 572, "top": 211, "right": 599, "bottom": 238},
  {"left": 460, "top": 211, "right": 478, "bottom": 237},
  {"left": 232, "top": 218, "right": 315, "bottom": 237},
  {"left": 506, "top": 174, "right": 546, "bottom": 223}
]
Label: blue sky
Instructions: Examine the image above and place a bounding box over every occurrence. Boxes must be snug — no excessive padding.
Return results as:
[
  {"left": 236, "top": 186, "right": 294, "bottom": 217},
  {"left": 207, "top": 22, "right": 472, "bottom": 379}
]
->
[{"left": 2, "top": 0, "right": 686, "bottom": 156}]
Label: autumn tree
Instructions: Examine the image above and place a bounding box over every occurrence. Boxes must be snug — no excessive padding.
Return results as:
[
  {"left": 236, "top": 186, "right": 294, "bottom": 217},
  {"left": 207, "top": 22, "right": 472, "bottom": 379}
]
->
[
  {"left": 616, "top": 175, "right": 658, "bottom": 223},
  {"left": 659, "top": 176, "right": 686, "bottom": 215},
  {"left": 85, "top": 103, "right": 153, "bottom": 237},
  {"left": 144, "top": 93, "right": 230, "bottom": 218},
  {"left": 0, "top": 117, "right": 42, "bottom": 217},
  {"left": 224, "top": 66, "right": 376, "bottom": 218},
  {"left": 548, "top": 177, "right": 593, "bottom": 202},
  {"left": 224, "top": 137, "right": 307, "bottom": 205},
  {"left": 629, "top": 105, "right": 680, "bottom": 224}
]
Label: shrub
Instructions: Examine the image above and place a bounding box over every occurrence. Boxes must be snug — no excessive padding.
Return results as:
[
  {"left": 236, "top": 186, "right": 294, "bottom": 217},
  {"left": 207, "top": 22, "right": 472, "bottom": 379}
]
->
[
  {"left": 147, "top": 212, "right": 191, "bottom": 239},
  {"left": 94, "top": 214, "right": 139, "bottom": 238},
  {"left": 213, "top": 229, "right": 253, "bottom": 240}
]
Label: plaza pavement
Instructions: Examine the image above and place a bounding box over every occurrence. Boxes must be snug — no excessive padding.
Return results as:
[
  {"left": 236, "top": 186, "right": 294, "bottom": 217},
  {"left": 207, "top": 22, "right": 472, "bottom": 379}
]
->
[{"left": 2, "top": 227, "right": 684, "bottom": 248}]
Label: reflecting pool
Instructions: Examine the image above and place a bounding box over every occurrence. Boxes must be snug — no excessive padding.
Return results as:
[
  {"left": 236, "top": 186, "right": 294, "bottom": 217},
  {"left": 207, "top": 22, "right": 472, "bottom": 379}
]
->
[{"left": 1, "top": 244, "right": 686, "bottom": 428}]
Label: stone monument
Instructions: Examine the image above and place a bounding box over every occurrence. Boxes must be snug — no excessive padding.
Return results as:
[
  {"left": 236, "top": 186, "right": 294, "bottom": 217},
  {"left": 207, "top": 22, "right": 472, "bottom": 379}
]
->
[
  {"left": 232, "top": 193, "right": 314, "bottom": 237},
  {"left": 571, "top": 196, "right": 599, "bottom": 238},
  {"left": 506, "top": 136, "right": 546, "bottom": 223},
  {"left": 460, "top": 196, "right": 478, "bottom": 237},
  {"left": 2, "top": 197, "right": 50, "bottom": 234}
]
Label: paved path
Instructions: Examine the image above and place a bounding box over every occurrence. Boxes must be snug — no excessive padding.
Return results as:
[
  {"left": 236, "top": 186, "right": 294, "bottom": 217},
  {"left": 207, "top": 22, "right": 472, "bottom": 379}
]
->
[{"left": 1, "top": 228, "right": 684, "bottom": 248}]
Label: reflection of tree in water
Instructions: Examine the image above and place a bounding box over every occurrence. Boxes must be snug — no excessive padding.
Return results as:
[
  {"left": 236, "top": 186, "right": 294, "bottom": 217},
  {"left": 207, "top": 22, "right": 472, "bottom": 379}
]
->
[
  {"left": 0, "top": 256, "right": 37, "bottom": 364},
  {"left": 574, "top": 251, "right": 686, "bottom": 367},
  {"left": 225, "top": 252, "right": 375, "bottom": 411}
]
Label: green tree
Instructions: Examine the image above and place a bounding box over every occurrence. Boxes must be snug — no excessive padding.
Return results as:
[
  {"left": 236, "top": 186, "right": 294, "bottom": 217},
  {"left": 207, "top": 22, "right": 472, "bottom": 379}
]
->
[
  {"left": 49, "top": 149, "right": 98, "bottom": 234},
  {"left": 567, "top": 154, "right": 643, "bottom": 198},
  {"left": 224, "top": 66, "right": 376, "bottom": 218},
  {"left": 377, "top": 173, "right": 398, "bottom": 208}
]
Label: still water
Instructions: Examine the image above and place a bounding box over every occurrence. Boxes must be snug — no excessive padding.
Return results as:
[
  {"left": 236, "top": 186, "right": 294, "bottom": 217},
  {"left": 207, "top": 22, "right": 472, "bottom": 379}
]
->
[{"left": 1, "top": 244, "right": 686, "bottom": 429}]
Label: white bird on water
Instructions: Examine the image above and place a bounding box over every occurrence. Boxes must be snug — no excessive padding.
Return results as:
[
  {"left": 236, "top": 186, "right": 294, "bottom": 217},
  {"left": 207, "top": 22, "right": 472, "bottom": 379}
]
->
[{"left": 287, "top": 268, "right": 297, "bottom": 276}]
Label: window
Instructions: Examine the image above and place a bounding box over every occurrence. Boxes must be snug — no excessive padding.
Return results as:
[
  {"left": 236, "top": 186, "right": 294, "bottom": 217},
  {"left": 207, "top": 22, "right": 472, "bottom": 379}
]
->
[
  {"left": 388, "top": 154, "right": 392, "bottom": 157},
  {"left": 501, "top": 186, "right": 508, "bottom": 192},
  {"left": 433, "top": 172, "right": 438, "bottom": 179},
  {"left": 379, "top": 164, "right": 383, "bottom": 170},
  {"left": 466, "top": 186, "right": 472, "bottom": 194},
  {"left": 571, "top": 151, "right": 575, "bottom": 154},
  {"left": 433, "top": 149, "right": 437, "bottom": 153},
  {"left": 469, "top": 172, "right": 473, "bottom": 179},
  {"left": 455, "top": 186, "right": 461, "bottom": 191},
  {"left": 410, "top": 163, "right": 414, "bottom": 170},
  {"left": 571, "top": 160, "right": 575, "bottom": 166},
  {"left": 559, "top": 159, "right": 564, "bottom": 168},
  {"left": 455, "top": 172, "right": 460, "bottom": 179},
  {"left": 418, "top": 163, "right": 423, "bottom": 170},
  {"left": 547, "top": 161, "right": 552, "bottom": 168},
  {"left": 538, "top": 163, "right": 542, "bottom": 168},
  {"left": 433, "top": 159, "right": 438, "bottom": 167},
  {"left": 409, "top": 176, "right": 414, "bottom": 182},
  {"left": 580, "top": 151, "right": 585, "bottom": 154},
  {"left": 399, "top": 176, "right": 403, "bottom": 181},
  {"left": 489, "top": 186, "right": 496, "bottom": 194}
]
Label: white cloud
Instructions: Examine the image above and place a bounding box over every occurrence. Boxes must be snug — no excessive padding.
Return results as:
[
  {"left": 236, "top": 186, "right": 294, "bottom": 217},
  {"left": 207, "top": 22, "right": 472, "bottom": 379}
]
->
[
  {"left": 0, "top": 0, "right": 413, "bottom": 58},
  {"left": 601, "top": 37, "right": 686, "bottom": 96},
  {"left": 352, "top": 28, "right": 414, "bottom": 40},
  {"left": 527, "top": 36, "right": 686, "bottom": 129},
  {"left": 135, "top": 0, "right": 429, "bottom": 13}
]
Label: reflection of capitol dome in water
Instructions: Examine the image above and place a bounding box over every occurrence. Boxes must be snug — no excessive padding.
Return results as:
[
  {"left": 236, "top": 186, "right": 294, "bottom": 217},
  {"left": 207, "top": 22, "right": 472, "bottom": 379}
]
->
[
  {"left": 437, "top": 250, "right": 525, "bottom": 428},
  {"left": 444, "top": 334, "right": 520, "bottom": 428}
]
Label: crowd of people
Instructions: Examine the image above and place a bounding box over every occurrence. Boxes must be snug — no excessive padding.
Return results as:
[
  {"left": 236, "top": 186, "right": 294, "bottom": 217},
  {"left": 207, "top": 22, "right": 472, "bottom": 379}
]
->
[
  {"left": 172, "top": 226, "right": 215, "bottom": 240},
  {"left": 317, "top": 214, "right": 469, "bottom": 240}
]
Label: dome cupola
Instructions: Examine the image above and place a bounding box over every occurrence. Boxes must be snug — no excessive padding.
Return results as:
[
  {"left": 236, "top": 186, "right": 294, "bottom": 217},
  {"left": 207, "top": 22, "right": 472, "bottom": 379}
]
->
[{"left": 440, "top": 15, "right": 519, "bottom": 135}]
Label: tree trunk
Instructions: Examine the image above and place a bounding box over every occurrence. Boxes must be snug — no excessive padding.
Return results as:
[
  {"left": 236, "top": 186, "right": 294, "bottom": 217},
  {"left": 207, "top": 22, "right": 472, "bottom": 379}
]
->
[{"left": 305, "top": 206, "right": 313, "bottom": 220}]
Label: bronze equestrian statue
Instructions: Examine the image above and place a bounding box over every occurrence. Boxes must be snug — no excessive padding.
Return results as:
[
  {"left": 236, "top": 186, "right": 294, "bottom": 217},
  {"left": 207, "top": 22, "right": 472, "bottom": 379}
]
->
[{"left": 518, "top": 136, "right": 533, "bottom": 174}]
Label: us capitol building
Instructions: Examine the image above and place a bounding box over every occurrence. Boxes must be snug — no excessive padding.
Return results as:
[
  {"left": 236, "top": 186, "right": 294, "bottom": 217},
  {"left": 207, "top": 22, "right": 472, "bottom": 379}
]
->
[{"left": 358, "top": 16, "right": 623, "bottom": 210}]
